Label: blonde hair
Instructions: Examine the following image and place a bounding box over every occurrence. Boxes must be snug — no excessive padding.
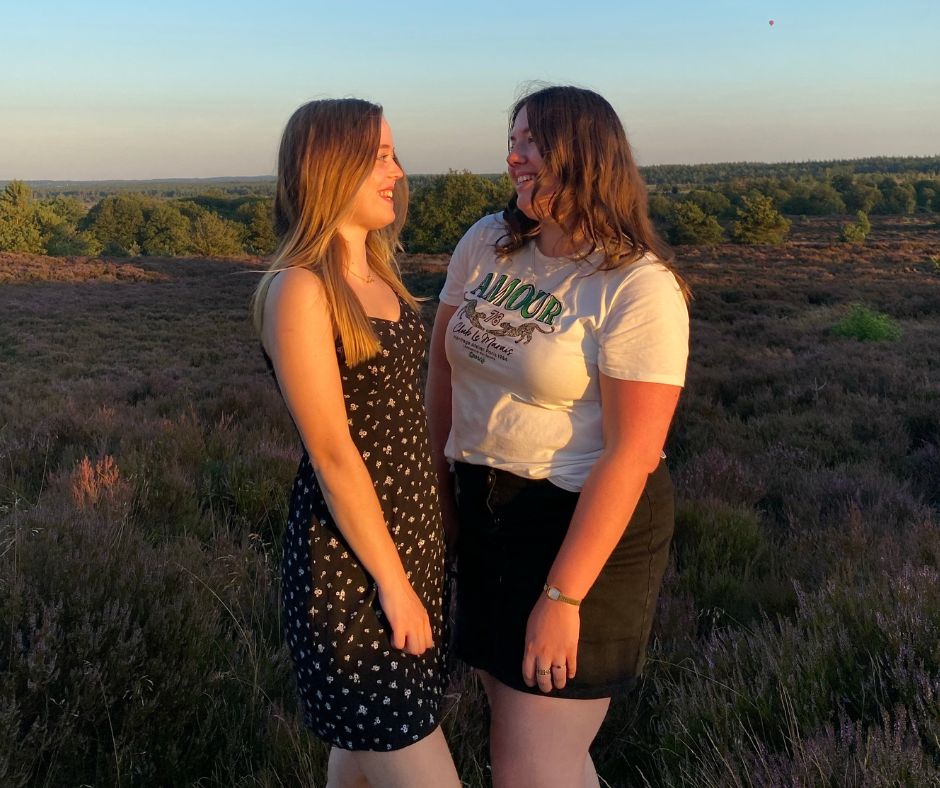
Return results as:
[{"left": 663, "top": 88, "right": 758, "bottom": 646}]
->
[
  {"left": 251, "top": 98, "right": 418, "bottom": 366},
  {"left": 498, "top": 86, "right": 689, "bottom": 300}
]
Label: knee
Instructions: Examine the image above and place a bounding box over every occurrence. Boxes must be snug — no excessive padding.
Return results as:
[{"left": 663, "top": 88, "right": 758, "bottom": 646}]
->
[
  {"left": 490, "top": 757, "right": 585, "bottom": 788},
  {"left": 326, "top": 749, "right": 369, "bottom": 788}
]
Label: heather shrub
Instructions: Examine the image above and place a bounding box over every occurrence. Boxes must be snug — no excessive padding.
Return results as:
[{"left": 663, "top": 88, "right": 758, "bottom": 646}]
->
[
  {"left": 643, "top": 562, "right": 940, "bottom": 786},
  {"left": 0, "top": 499, "right": 310, "bottom": 785},
  {"left": 3, "top": 242, "right": 939, "bottom": 784},
  {"left": 675, "top": 446, "right": 766, "bottom": 507},
  {"left": 906, "top": 441, "right": 940, "bottom": 506},
  {"left": 672, "top": 501, "right": 786, "bottom": 629},
  {"left": 831, "top": 304, "right": 902, "bottom": 342}
]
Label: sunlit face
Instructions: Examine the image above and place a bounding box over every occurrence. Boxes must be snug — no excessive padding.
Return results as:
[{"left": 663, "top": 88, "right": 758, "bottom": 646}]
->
[
  {"left": 506, "top": 105, "right": 557, "bottom": 222},
  {"left": 343, "top": 117, "right": 404, "bottom": 234}
]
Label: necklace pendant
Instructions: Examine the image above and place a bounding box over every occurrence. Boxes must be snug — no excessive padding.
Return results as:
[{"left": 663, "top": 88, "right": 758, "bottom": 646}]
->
[{"left": 347, "top": 266, "right": 375, "bottom": 284}]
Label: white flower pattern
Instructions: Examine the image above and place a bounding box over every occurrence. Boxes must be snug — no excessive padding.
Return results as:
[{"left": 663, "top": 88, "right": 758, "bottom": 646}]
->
[{"left": 280, "top": 301, "right": 447, "bottom": 752}]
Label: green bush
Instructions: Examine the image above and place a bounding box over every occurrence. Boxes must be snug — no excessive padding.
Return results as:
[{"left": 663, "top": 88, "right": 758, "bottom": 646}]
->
[
  {"left": 839, "top": 210, "right": 871, "bottom": 244},
  {"left": 668, "top": 202, "right": 725, "bottom": 245},
  {"left": 731, "top": 193, "right": 791, "bottom": 244},
  {"left": 832, "top": 304, "right": 902, "bottom": 341}
]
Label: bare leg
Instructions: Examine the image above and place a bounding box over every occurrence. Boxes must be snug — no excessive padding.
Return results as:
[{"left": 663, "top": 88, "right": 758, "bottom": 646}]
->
[
  {"left": 479, "top": 671, "right": 609, "bottom": 788},
  {"left": 326, "top": 747, "right": 370, "bottom": 788},
  {"left": 584, "top": 752, "right": 601, "bottom": 788},
  {"left": 342, "top": 726, "right": 460, "bottom": 788}
]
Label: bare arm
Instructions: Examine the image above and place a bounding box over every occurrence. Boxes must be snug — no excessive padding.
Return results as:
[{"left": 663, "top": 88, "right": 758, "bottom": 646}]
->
[
  {"left": 523, "top": 377, "right": 682, "bottom": 690},
  {"left": 262, "top": 268, "right": 433, "bottom": 655},
  {"left": 425, "top": 302, "right": 459, "bottom": 560}
]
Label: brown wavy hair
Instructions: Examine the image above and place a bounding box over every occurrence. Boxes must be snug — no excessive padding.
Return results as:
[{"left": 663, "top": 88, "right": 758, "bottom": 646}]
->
[
  {"left": 251, "top": 98, "right": 418, "bottom": 366},
  {"left": 498, "top": 86, "right": 687, "bottom": 295}
]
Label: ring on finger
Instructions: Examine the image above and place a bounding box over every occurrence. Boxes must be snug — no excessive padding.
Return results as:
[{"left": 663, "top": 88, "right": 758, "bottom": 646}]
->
[{"left": 536, "top": 668, "right": 552, "bottom": 676}]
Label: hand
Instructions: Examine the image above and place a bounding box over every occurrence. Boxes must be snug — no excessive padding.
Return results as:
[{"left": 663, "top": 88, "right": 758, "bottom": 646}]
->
[
  {"left": 377, "top": 577, "right": 434, "bottom": 656},
  {"left": 521, "top": 595, "right": 580, "bottom": 693}
]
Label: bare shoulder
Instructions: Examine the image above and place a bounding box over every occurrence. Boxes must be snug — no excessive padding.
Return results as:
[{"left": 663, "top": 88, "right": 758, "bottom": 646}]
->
[
  {"left": 265, "top": 266, "right": 328, "bottom": 313},
  {"left": 261, "top": 267, "right": 332, "bottom": 355}
]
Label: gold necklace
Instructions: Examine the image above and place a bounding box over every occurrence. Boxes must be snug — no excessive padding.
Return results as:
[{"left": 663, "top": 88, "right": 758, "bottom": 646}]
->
[{"left": 346, "top": 266, "right": 375, "bottom": 284}]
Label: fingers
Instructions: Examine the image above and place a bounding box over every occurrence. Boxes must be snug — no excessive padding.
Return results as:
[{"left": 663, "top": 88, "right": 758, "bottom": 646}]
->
[
  {"left": 522, "top": 650, "right": 536, "bottom": 687},
  {"left": 380, "top": 583, "right": 434, "bottom": 655},
  {"left": 522, "top": 601, "right": 580, "bottom": 693},
  {"left": 523, "top": 648, "right": 571, "bottom": 693},
  {"left": 424, "top": 613, "right": 434, "bottom": 650},
  {"left": 532, "top": 658, "right": 569, "bottom": 693},
  {"left": 401, "top": 621, "right": 434, "bottom": 656},
  {"left": 535, "top": 662, "right": 554, "bottom": 693}
]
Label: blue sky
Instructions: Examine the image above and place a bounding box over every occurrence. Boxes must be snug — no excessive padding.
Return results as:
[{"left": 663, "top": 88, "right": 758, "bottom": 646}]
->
[{"left": 2, "top": 0, "right": 938, "bottom": 179}]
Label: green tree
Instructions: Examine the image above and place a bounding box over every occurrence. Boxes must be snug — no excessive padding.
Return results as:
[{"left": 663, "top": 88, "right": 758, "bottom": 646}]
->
[
  {"left": 669, "top": 202, "right": 724, "bottom": 245},
  {"left": 142, "top": 203, "right": 191, "bottom": 256},
  {"left": 647, "top": 193, "right": 674, "bottom": 226},
  {"left": 82, "top": 194, "right": 150, "bottom": 255},
  {"left": 44, "top": 195, "right": 86, "bottom": 225},
  {"left": 839, "top": 211, "right": 871, "bottom": 244},
  {"left": 782, "top": 180, "right": 846, "bottom": 215},
  {"left": 43, "top": 223, "right": 102, "bottom": 256},
  {"left": 190, "top": 211, "right": 245, "bottom": 257},
  {"left": 237, "top": 199, "right": 277, "bottom": 256},
  {"left": 0, "top": 180, "right": 44, "bottom": 253},
  {"left": 913, "top": 178, "right": 940, "bottom": 213},
  {"left": 833, "top": 175, "right": 882, "bottom": 213},
  {"left": 731, "top": 193, "right": 791, "bottom": 245},
  {"left": 685, "top": 189, "right": 733, "bottom": 219},
  {"left": 38, "top": 195, "right": 101, "bottom": 255},
  {"left": 402, "top": 171, "right": 510, "bottom": 254},
  {"left": 873, "top": 177, "right": 916, "bottom": 215}
]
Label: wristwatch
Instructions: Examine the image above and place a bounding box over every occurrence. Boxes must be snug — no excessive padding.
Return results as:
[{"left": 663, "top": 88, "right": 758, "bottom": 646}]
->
[{"left": 543, "top": 584, "right": 581, "bottom": 607}]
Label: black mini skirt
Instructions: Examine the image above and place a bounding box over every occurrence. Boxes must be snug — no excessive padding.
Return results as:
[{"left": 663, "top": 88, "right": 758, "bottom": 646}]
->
[{"left": 452, "top": 460, "right": 674, "bottom": 699}]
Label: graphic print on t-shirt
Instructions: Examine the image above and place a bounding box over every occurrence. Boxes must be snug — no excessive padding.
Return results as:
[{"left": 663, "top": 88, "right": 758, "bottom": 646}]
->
[{"left": 451, "top": 269, "right": 565, "bottom": 366}]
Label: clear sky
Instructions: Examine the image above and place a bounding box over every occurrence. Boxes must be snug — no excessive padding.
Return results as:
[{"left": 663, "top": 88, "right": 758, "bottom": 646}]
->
[{"left": 2, "top": 0, "right": 938, "bottom": 179}]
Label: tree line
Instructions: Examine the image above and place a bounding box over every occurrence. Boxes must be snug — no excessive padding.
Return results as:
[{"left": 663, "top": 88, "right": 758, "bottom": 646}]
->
[
  {"left": 1, "top": 162, "right": 938, "bottom": 257},
  {"left": 642, "top": 155, "right": 940, "bottom": 187}
]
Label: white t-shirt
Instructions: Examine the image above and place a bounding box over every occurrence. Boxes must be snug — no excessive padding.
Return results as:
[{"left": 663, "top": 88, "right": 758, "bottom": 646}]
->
[{"left": 440, "top": 213, "right": 689, "bottom": 492}]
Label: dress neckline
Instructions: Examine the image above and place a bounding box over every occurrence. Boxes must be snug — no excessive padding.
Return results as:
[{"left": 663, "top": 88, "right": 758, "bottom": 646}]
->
[{"left": 366, "top": 294, "right": 403, "bottom": 325}]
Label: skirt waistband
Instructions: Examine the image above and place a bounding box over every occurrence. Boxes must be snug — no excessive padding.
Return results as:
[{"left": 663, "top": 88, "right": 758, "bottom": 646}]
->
[{"left": 453, "top": 461, "right": 556, "bottom": 490}]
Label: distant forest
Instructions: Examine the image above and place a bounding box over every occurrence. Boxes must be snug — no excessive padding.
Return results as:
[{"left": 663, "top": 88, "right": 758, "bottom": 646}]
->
[{"left": 1, "top": 155, "right": 938, "bottom": 257}]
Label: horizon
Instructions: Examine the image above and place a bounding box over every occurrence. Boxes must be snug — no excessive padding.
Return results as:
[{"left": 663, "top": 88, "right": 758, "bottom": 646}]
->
[
  {"left": 3, "top": 0, "right": 938, "bottom": 180},
  {"left": 7, "top": 152, "right": 940, "bottom": 187}
]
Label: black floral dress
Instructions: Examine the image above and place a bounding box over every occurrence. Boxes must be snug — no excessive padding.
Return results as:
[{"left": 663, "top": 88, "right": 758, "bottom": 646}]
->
[{"left": 280, "top": 302, "right": 447, "bottom": 751}]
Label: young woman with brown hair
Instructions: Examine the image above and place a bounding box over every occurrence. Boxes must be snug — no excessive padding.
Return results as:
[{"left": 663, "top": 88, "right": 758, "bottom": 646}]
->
[
  {"left": 254, "top": 98, "right": 458, "bottom": 788},
  {"left": 427, "top": 85, "right": 690, "bottom": 787}
]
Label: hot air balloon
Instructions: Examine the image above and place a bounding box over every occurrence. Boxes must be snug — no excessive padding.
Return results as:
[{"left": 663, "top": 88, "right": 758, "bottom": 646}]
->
[{"left": 769, "top": 19, "right": 775, "bottom": 26}]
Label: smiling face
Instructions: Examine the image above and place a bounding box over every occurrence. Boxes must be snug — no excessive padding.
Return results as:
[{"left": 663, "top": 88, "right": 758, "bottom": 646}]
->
[
  {"left": 342, "top": 117, "right": 404, "bottom": 235},
  {"left": 507, "top": 105, "right": 557, "bottom": 222}
]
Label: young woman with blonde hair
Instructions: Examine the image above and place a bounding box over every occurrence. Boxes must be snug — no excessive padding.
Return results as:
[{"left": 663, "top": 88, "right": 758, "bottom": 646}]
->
[
  {"left": 254, "top": 98, "right": 458, "bottom": 788},
  {"left": 427, "top": 85, "right": 690, "bottom": 787}
]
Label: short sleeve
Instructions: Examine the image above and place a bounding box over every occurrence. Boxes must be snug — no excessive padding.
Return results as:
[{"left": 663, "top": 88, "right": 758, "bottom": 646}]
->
[
  {"left": 439, "top": 214, "right": 500, "bottom": 306},
  {"left": 597, "top": 262, "right": 689, "bottom": 386}
]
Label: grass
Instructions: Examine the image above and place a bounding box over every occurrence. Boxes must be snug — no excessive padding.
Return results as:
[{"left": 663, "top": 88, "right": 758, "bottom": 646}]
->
[{"left": 1, "top": 222, "right": 939, "bottom": 785}]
